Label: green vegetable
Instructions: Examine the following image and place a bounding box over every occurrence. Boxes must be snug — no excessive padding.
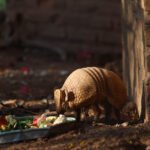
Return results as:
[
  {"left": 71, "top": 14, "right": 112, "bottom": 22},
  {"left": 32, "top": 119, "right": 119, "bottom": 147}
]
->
[
  {"left": 6, "top": 116, "right": 33, "bottom": 130},
  {"left": 6, "top": 115, "right": 17, "bottom": 130},
  {"left": 16, "top": 119, "right": 33, "bottom": 129}
]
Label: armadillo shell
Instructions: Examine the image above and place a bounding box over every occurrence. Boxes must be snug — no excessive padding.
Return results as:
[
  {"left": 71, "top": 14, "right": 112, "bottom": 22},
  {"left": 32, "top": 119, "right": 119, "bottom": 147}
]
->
[
  {"left": 83, "top": 67, "right": 127, "bottom": 109},
  {"left": 101, "top": 69, "right": 127, "bottom": 109},
  {"left": 62, "top": 67, "right": 127, "bottom": 110},
  {"left": 82, "top": 67, "right": 106, "bottom": 96}
]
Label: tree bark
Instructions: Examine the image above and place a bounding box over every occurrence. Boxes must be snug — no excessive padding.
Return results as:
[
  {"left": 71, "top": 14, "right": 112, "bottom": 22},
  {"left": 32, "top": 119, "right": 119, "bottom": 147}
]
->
[{"left": 121, "top": 0, "right": 146, "bottom": 121}]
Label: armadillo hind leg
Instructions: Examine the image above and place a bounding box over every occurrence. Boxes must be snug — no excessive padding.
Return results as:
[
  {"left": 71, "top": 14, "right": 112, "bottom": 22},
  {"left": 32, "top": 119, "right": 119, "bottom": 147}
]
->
[
  {"left": 103, "top": 98, "right": 113, "bottom": 123},
  {"left": 103, "top": 99, "right": 121, "bottom": 124},
  {"left": 114, "top": 108, "right": 121, "bottom": 122},
  {"left": 106, "top": 96, "right": 122, "bottom": 123}
]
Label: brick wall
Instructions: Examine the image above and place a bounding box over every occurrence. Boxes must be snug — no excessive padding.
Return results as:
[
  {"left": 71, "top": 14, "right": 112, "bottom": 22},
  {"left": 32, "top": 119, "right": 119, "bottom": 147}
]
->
[{"left": 6, "top": 0, "right": 122, "bottom": 54}]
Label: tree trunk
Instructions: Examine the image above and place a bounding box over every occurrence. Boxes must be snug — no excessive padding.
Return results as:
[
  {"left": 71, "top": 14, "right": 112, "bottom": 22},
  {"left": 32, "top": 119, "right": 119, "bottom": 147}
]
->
[{"left": 121, "top": 0, "right": 146, "bottom": 121}]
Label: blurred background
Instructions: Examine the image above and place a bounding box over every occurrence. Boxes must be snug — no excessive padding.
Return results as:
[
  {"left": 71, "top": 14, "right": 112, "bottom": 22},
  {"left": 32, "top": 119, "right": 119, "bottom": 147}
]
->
[{"left": 0, "top": 0, "right": 122, "bottom": 102}]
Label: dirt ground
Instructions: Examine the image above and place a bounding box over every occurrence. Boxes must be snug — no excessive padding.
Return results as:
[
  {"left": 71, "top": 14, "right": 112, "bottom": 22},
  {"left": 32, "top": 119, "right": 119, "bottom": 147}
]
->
[{"left": 0, "top": 48, "right": 149, "bottom": 150}]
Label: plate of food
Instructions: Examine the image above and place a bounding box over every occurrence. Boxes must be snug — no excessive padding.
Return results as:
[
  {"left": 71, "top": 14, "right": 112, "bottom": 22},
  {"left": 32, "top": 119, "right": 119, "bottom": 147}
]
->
[{"left": 0, "top": 113, "right": 76, "bottom": 144}]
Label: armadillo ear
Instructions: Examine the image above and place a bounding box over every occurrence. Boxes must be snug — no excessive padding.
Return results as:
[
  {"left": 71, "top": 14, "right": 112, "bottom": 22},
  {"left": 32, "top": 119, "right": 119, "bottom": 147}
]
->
[
  {"left": 54, "top": 89, "right": 65, "bottom": 101},
  {"left": 54, "top": 89, "right": 65, "bottom": 113}
]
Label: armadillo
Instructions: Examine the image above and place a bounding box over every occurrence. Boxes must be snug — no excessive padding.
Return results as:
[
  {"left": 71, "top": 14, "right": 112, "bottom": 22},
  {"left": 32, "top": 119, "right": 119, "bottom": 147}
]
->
[{"left": 54, "top": 67, "right": 127, "bottom": 122}]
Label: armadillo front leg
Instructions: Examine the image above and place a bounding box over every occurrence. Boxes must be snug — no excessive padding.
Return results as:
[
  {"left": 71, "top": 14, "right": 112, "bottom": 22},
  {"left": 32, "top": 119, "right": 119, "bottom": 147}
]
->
[
  {"left": 76, "top": 108, "right": 81, "bottom": 122},
  {"left": 91, "top": 104, "right": 102, "bottom": 121}
]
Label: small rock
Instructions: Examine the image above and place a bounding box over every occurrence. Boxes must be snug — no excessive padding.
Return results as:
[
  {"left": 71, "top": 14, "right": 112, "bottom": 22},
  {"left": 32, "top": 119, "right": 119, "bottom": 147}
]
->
[
  {"left": 121, "top": 122, "right": 128, "bottom": 127},
  {"left": 115, "top": 122, "right": 128, "bottom": 127}
]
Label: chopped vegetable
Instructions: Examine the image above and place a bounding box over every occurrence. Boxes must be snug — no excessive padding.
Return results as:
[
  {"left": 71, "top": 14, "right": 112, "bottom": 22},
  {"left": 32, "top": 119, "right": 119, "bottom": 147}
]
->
[{"left": 0, "top": 114, "right": 75, "bottom": 132}]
